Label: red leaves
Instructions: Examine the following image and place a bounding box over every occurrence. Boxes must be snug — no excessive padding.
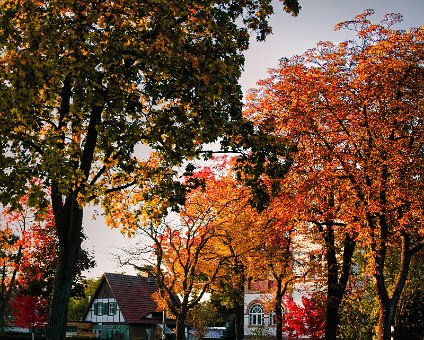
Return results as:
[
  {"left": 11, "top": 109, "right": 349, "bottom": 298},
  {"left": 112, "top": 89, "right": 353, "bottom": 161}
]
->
[
  {"left": 282, "top": 293, "right": 326, "bottom": 339},
  {"left": 11, "top": 294, "right": 48, "bottom": 329},
  {"left": 0, "top": 187, "right": 57, "bottom": 310}
]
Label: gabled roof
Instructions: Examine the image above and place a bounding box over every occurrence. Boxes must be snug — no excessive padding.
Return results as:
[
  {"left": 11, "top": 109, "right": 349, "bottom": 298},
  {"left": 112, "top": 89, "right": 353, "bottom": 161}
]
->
[{"left": 95, "top": 272, "right": 161, "bottom": 324}]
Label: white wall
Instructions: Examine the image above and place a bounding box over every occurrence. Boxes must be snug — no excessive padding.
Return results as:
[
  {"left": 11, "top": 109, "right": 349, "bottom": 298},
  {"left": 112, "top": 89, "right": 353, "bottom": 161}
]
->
[
  {"left": 84, "top": 297, "right": 125, "bottom": 323},
  {"left": 244, "top": 291, "right": 276, "bottom": 337}
]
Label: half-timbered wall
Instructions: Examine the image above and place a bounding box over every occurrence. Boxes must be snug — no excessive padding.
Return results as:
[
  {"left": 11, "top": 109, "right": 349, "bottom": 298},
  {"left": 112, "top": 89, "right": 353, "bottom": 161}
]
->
[{"left": 85, "top": 297, "right": 125, "bottom": 323}]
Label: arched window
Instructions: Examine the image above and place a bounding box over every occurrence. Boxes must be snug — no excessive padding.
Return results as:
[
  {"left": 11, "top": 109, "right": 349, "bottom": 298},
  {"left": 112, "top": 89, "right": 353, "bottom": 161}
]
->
[{"left": 249, "top": 303, "right": 264, "bottom": 326}]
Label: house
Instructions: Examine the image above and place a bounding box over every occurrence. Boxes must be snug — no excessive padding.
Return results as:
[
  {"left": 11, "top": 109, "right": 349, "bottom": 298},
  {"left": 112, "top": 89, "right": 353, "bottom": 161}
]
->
[
  {"left": 83, "top": 272, "right": 175, "bottom": 340},
  {"left": 244, "top": 279, "right": 277, "bottom": 338},
  {"left": 244, "top": 231, "right": 324, "bottom": 339}
]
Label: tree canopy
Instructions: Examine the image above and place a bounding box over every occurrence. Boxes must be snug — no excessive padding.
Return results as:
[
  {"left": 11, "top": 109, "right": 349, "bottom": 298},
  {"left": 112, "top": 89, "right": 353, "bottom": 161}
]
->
[
  {"left": 0, "top": 0, "right": 301, "bottom": 338},
  {"left": 242, "top": 10, "right": 423, "bottom": 340}
]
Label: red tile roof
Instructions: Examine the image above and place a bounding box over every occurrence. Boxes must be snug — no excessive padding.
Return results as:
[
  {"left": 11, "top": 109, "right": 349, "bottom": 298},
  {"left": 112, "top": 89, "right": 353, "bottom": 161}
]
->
[{"left": 103, "top": 273, "right": 161, "bottom": 324}]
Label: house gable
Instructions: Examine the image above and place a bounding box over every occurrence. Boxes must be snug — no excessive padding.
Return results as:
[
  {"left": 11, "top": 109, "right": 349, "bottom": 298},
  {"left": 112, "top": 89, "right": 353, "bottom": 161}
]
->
[
  {"left": 95, "top": 278, "right": 113, "bottom": 298},
  {"left": 84, "top": 275, "right": 125, "bottom": 324},
  {"left": 84, "top": 273, "right": 163, "bottom": 325}
]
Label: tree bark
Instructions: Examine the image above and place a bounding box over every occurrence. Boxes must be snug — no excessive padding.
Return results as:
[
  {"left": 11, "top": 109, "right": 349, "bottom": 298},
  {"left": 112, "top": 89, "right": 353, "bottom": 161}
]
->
[
  {"left": 46, "top": 77, "right": 103, "bottom": 339},
  {"left": 0, "top": 244, "right": 22, "bottom": 335},
  {"left": 377, "top": 302, "right": 395, "bottom": 340},
  {"left": 373, "top": 233, "right": 416, "bottom": 340},
  {"left": 175, "top": 315, "right": 186, "bottom": 340},
  {"left": 234, "top": 301, "right": 245, "bottom": 340},
  {"left": 275, "top": 286, "right": 284, "bottom": 340},
  {"left": 321, "top": 224, "right": 355, "bottom": 340},
  {"left": 325, "top": 234, "right": 340, "bottom": 340},
  {"left": 46, "top": 194, "right": 84, "bottom": 340},
  {"left": 274, "top": 276, "right": 293, "bottom": 340},
  {"left": 325, "top": 296, "right": 340, "bottom": 340}
]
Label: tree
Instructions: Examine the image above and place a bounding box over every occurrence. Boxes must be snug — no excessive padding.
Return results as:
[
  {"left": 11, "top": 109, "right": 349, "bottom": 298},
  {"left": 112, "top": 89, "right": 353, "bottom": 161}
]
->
[
  {"left": 241, "top": 103, "right": 356, "bottom": 340},
  {"left": 18, "top": 224, "right": 95, "bottom": 300},
  {"left": 0, "top": 226, "right": 21, "bottom": 334},
  {"left": 191, "top": 161, "right": 259, "bottom": 340},
  {"left": 188, "top": 300, "right": 224, "bottom": 340},
  {"left": 253, "top": 226, "right": 298, "bottom": 340},
  {"left": 0, "top": 1, "right": 300, "bottom": 338},
  {"left": 0, "top": 190, "right": 94, "bottom": 333},
  {"left": 0, "top": 193, "right": 42, "bottom": 333},
  {"left": 186, "top": 158, "right": 298, "bottom": 340},
  {"left": 391, "top": 243, "right": 424, "bottom": 339},
  {"left": 11, "top": 294, "right": 48, "bottom": 333},
  {"left": 182, "top": 158, "right": 298, "bottom": 340},
  {"left": 242, "top": 10, "right": 423, "bottom": 340},
  {"left": 283, "top": 292, "right": 326, "bottom": 340},
  {"left": 67, "top": 277, "right": 101, "bottom": 322},
  {"left": 395, "top": 290, "right": 424, "bottom": 339},
  {"left": 121, "top": 200, "right": 229, "bottom": 340},
  {"left": 337, "top": 249, "right": 379, "bottom": 340},
  {"left": 122, "top": 160, "right": 264, "bottom": 340},
  {"left": 15, "top": 204, "right": 58, "bottom": 300}
]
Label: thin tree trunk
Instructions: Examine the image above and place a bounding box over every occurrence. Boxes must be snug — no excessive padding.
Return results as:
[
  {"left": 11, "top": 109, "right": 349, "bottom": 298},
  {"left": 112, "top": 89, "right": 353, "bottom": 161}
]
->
[
  {"left": 325, "top": 237, "right": 340, "bottom": 340},
  {"left": 0, "top": 244, "right": 22, "bottom": 335},
  {"left": 373, "top": 233, "right": 416, "bottom": 340}
]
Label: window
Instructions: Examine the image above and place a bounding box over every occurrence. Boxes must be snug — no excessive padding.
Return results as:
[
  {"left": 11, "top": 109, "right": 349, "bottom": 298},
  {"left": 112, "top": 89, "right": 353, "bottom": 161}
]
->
[
  {"left": 249, "top": 304, "right": 264, "bottom": 326},
  {"left": 108, "top": 302, "right": 116, "bottom": 315},
  {"left": 95, "top": 302, "right": 104, "bottom": 316},
  {"left": 94, "top": 302, "right": 105, "bottom": 316},
  {"left": 269, "top": 312, "right": 276, "bottom": 325},
  {"left": 94, "top": 301, "right": 117, "bottom": 316}
]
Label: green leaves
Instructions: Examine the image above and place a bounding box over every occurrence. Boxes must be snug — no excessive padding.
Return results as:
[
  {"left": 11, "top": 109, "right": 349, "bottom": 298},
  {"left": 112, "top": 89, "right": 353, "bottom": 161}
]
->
[
  {"left": 0, "top": 2, "right": 300, "bottom": 335},
  {"left": 0, "top": 0, "right": 300, "bottom": 213}
]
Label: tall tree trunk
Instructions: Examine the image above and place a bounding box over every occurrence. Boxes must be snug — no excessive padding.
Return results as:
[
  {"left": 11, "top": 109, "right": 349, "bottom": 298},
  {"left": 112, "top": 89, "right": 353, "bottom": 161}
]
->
[
  {"left": 274, "top": 276, "right": 293, "bottom": 340},
  {"left": 325, "top": 296, "right": 340, "bottom": 340},
  {"left": 46, "top": 238, "right": 81, "bottom": 339},
  {"left": 234, "top": 302, "right": 244, "bottom": 340},
  {"left": 377, "top": 302, "right": 395, "bottom": 340},
  {"left": 325, "top": 236, "right": 340, "bottom": 340},
  {"left": 321, "top": 223, "right": 355, "bottom": 340},
  {"left": 46, "top": 193, "right": 84, "bottom": 340},
  {"left": 175, "top": 315, "right": 186, "bottom": 340},
  {"left": 46, "top": 77, "right": 103, "bottom": 339},
  {"left": 275, "top": 289, "right": 284, "bottom": 340}
]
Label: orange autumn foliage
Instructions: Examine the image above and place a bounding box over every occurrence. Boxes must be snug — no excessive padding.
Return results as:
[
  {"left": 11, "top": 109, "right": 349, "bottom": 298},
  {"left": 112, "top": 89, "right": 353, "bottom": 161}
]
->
[{"left": 244, "top": 10, "right": 423, "bottom": 340}]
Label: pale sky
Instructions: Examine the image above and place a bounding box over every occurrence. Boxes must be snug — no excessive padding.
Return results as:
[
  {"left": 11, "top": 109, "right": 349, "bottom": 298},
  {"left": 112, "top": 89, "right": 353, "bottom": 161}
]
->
[{"left": 82, "top": 0, "right": 424, "bottom": 278}]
